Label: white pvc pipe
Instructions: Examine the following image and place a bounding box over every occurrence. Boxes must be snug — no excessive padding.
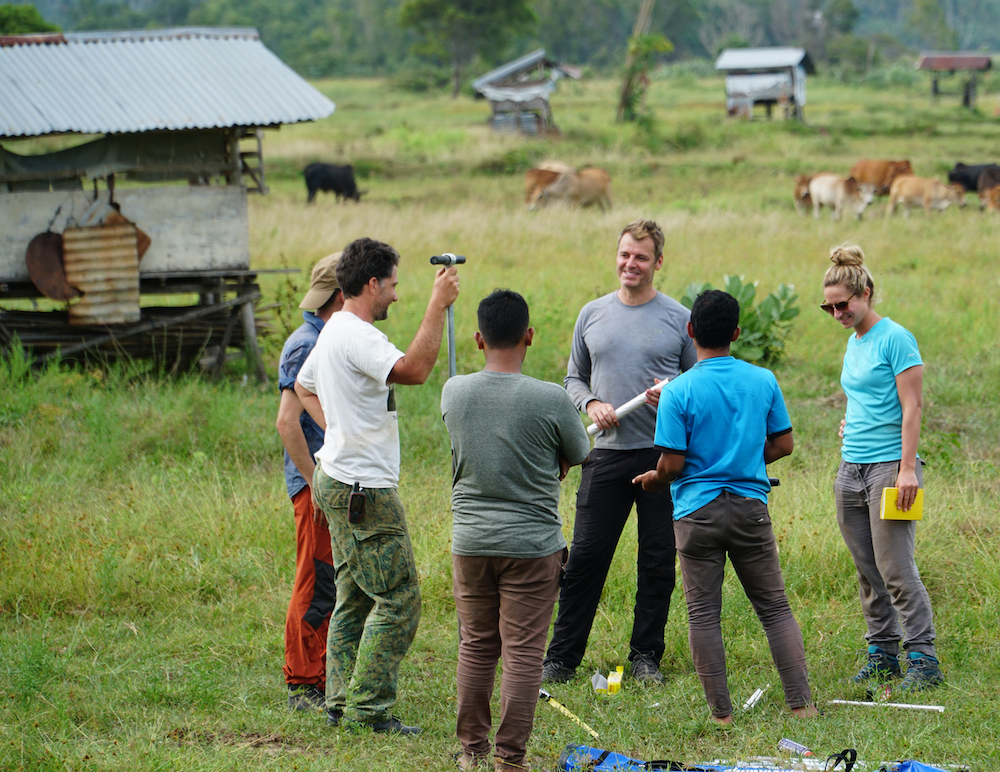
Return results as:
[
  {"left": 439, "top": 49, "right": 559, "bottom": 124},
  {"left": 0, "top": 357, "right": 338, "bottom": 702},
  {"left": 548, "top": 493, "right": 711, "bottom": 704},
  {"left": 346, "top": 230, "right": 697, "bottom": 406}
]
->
[
  {"left": 828, "top": 699, "right": 945, "bottom": 712},
  {"left": 587, "top": 378, "right": 669, "bottom": 437}
]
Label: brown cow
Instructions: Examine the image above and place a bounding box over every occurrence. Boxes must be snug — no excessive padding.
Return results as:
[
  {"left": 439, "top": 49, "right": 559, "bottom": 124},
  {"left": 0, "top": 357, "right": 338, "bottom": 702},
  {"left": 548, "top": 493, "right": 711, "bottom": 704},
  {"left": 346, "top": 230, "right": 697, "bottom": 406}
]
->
[
  {"left": 526, "top": 166, "right": 612, "bottom": 210},
  {"left": 983, "top": 185, "right": 1000, "bottom": 213},
  {"left": 808, "top": 173, "right": 875, "bottom": 220},
  {"left": 524, "top": 162, "right": 578, "bottom": 206},
  {"left": 793, "top": 174, "right": 813, "bottom": 214},
  {"left": 887, "top": 176, "right": 967, "bottom": 217},
  {"left": 849, "top": 159, "right": 914, "bottom": 196}
]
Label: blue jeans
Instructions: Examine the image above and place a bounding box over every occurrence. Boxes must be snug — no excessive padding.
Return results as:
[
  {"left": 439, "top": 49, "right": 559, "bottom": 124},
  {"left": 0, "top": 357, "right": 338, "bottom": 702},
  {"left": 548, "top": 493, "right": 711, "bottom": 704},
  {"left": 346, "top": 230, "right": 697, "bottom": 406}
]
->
[{"left": 835, "top": 459, "right": 936, "bottom": 657}]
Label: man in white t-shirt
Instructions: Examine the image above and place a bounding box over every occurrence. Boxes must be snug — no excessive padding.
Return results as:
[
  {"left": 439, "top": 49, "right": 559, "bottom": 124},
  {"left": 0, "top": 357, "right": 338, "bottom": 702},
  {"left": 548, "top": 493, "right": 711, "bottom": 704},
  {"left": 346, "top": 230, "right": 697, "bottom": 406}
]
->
[{"left": 295, "top": 237, "right": 459, "bottom": 735}]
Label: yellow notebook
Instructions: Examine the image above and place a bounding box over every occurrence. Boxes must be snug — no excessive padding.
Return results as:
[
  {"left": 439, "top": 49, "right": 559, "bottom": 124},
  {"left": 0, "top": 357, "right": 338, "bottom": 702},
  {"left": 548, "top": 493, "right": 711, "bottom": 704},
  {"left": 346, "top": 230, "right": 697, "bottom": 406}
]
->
[{"left": 880, "top": 488, "right": 923, "bottom": 520}]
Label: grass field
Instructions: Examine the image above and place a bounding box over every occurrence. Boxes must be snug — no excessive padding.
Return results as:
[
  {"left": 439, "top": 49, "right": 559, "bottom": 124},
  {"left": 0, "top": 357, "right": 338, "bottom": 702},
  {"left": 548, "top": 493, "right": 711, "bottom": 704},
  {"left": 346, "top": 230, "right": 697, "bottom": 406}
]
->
[{"left": 2, "top": 73, "right": 1000, "bottom": 771}]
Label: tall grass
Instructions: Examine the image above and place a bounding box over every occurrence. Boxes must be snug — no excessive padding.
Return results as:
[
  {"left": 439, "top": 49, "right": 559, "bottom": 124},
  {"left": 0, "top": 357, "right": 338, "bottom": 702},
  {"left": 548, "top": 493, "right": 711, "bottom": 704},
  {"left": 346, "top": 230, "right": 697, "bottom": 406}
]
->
[{"left": 2, "top": 77, "right": 1000, "bottom": 770}]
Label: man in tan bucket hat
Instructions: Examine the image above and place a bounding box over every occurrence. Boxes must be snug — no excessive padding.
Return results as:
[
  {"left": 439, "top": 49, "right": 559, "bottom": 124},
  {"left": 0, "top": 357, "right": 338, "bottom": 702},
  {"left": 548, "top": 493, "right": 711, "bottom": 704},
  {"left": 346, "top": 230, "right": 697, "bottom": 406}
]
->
[{"left": 276, "top": 252, "right": 344, "bottom": 710}]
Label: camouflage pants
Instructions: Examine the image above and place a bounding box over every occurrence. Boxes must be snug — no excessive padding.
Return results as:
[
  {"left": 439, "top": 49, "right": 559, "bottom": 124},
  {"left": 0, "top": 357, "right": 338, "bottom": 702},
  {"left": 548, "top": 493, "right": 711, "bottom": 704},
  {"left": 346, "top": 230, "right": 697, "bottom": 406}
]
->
[{"left": 312, "top": 468, "right": 422, "bottom": 722}]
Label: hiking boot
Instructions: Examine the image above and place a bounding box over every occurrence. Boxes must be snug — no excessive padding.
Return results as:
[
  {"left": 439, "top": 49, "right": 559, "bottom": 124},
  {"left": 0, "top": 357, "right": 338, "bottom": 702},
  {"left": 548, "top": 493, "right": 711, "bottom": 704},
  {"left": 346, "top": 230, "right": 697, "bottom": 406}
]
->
[
  {"left": 541, "top": 659, "right": 576, "bottom": 684},
  {"left": 630, "top": 653, "right": 664, "bottom": 685},
  {"left": 288, "top": 683, "right": 326, "bottom": 711},
  {"left": 326, "top": 708, "right": 343, "bottom": 726},
  {"left": 454, "top": 752, "right": 490, "bottom": 770},
  {"left": 850, "top": 645, "right": 901, "bottom": 684},
  {"left": 898, "top": 652, "right": 944, "bottom": 693},
  {"left": 364, "top": 716, "right": 422, "bottom": 735}
]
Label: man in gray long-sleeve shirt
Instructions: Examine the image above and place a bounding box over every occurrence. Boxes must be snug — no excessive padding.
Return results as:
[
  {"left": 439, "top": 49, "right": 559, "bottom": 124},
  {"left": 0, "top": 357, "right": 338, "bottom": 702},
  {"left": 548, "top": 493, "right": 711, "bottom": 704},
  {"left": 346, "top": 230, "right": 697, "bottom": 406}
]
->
[{"left": 542, "top": 219, "right": 696, "bottom": 685}]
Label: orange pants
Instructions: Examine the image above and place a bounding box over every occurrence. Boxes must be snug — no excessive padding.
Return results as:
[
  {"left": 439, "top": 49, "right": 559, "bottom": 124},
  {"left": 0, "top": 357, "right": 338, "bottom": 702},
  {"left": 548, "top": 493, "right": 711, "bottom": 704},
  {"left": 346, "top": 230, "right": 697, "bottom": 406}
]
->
[{"left": 284, "top": 486, "right": 336, "bottom": 685}]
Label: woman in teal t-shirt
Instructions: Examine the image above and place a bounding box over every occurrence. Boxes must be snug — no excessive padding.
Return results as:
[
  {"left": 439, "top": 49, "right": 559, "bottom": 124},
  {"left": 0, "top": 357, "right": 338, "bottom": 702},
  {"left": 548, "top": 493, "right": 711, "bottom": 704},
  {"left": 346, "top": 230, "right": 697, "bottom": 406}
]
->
[{"left": 821, "top": 244, "right": 943, "bottom": 694}]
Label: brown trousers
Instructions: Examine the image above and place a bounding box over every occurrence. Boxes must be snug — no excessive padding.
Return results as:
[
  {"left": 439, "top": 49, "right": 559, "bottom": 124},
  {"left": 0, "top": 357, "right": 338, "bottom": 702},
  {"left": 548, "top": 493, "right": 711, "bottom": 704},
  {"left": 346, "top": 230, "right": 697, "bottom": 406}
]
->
[
  {"left": 675, "top": 491, "right": 811, "bottom": 719},
  {"left": 453, "top": 550, "right": 563, "bottom": 766}
]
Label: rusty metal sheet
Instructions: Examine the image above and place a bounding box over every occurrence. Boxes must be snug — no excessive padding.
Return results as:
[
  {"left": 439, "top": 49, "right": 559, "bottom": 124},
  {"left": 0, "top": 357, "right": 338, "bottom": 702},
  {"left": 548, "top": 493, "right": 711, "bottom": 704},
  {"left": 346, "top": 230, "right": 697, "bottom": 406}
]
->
[
  {"left": 25, "top": 231, "right": 82, "bottom": 301},
  {"left": 63, "top": 223, "right": 140, "bottom": 325},
  {"left": 917, "top": 54, "right": 992, "bottom": 71},
  {"left": 104, "top": 209, "right": 151, "bottom": 260}
]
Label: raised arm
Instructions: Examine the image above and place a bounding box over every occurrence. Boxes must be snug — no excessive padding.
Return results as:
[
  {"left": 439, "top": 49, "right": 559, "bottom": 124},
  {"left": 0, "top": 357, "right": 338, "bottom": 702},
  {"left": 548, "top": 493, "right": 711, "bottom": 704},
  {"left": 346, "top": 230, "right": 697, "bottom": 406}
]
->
[{"left": 388, "top": 266, "right": 460, "bottom": 385}]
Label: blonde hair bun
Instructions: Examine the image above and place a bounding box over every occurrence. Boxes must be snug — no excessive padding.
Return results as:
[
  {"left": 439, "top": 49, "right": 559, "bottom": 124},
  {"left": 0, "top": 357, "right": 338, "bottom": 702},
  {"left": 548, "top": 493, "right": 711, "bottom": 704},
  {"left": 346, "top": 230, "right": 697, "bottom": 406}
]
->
[{"left": 830, "top": 244, "right": 865, "bottom": 267}]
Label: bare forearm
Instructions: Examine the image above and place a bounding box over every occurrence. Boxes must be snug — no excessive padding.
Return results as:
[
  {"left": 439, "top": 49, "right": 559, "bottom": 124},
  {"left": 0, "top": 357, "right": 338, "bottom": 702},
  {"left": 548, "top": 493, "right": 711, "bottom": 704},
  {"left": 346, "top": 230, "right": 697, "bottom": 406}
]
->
[
  {"left": 277, "top": 421, "right": 314, "bottom": 481},
  {"left": 764, "top": 432, "right": 794, "bottom": 464},
  {"left": 390, "top": 301, "right": 447, "bottom": 385},
  {"left": 900, "top": 404, "right": 921, "bottom": 471},
  {"left": 294, "top": 382, "right": 327, "bottom": 430}
]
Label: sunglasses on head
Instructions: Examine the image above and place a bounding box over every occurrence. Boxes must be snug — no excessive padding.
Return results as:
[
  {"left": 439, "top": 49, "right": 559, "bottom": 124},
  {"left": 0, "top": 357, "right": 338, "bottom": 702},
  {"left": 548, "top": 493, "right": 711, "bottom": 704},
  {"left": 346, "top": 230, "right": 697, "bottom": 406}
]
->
[{"left": 819, "top": 293, "right": 858, "bottom": 315}]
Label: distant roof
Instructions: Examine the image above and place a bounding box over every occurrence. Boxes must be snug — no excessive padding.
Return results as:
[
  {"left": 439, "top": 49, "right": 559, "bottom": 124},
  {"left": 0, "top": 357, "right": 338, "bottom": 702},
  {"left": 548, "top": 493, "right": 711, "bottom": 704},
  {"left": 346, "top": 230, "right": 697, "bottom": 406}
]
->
[
  {"left": 0, "top": 27, "right": 335, "bottom": 139},
  {"left": 715, "top": 47, "right": 815, "bottom": 74},
  {"left": 473, "top": 48, "right": 580, "bottom": 94},
  {"left": 917, "top": 52, "right": 992, "bottom": 71}
]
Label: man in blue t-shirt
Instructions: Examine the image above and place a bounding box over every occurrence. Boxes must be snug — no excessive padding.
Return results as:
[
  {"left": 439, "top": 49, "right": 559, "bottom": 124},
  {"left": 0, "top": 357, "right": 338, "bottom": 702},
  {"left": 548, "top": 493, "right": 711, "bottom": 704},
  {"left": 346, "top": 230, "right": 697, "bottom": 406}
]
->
[
  {"left": 275, "top": 252, "right": 343, "bottom": 711},
  {"left": 633, "top": 290, "right": 817, "bottom": 725}
]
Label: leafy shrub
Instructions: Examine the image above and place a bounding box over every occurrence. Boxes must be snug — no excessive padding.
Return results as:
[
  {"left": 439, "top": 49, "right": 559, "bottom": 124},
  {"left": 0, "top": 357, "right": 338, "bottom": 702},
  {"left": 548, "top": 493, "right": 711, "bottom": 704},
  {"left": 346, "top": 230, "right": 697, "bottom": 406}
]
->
[
  {"left": 864, "top": 62, "right": 922, "bottom": 90},
  {"left": 671, "top": 122, "right": 707, "bottom": 151},
  {"left": 474, "top": 146, "right": 544, "bottom": 175},
  {"left": 681, "top": 275, "right": 800, "bottom": 366},
  {"left": 387, "top": 64, "right": 451, "bottom": 93},
  {"left": 827, "top": 34, "right": 875, "bottom": 77}
]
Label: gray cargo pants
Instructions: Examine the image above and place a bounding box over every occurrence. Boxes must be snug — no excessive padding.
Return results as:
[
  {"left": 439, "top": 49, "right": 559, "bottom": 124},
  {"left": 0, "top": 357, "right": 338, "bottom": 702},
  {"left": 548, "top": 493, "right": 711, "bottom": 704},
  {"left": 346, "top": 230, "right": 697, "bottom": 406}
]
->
[{"left": 835, "top": 459, "right": 936, "bottom": 657}]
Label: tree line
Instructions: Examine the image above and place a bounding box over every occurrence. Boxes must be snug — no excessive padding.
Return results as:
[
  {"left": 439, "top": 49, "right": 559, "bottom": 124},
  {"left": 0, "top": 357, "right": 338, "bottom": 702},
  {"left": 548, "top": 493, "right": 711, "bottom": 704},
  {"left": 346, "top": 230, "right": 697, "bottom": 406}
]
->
[{"left": 7, "top": 0, "right": 999, "bottom": 82}]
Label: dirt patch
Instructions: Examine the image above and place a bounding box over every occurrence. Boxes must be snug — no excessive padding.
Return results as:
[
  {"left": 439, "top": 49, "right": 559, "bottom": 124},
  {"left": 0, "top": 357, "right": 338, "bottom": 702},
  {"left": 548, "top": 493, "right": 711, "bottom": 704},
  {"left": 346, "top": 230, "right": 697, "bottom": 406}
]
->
[{"left": 166, "top": 728, "right": 310, "bottom": 754}]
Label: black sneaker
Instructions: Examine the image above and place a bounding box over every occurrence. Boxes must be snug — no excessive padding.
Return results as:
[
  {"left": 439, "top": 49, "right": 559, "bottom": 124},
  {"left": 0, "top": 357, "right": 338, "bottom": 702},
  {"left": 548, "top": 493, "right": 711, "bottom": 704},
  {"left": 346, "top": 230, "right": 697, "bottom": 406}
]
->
[
  {"left": 365, "top": 716, "right": 422, "bottom": 735},
  {"left": 541, "top": 659, "right": 576, "bottom": 684},
  {"left": 288, "top": 683, "right": 326, "bottom": 711},
  {"left": 850, "top": 645, "right": 901, "bottom": 684},
  {"left": 629, "top": 653, "right": 664, "bottom": 685},
  {"left": 326, "top": 708, "right": 344, "bottom": 726},
  {"left": 897, "top": 652, "right": 944, "bottom": 692}
]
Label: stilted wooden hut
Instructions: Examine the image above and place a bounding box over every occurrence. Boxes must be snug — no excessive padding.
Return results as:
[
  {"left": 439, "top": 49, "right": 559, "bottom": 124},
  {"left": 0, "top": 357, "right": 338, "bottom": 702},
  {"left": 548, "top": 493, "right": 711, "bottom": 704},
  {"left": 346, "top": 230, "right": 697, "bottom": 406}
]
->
[
  {"left": 0, "top": 27, "right": 335, "bottom": 380},
  {"left": 472, "top": 49, "right": 580, "bottom": 135},
  {"left": 917, "top": 52, "right": 992, "bottom": 108},
  {"left": 715, "top": 47, "right": 814, "bottom": 120}
]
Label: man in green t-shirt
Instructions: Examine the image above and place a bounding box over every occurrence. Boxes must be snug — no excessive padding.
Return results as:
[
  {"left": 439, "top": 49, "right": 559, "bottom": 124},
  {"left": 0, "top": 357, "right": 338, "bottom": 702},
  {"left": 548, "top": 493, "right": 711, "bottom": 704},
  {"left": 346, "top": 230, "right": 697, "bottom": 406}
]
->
[{"left": 441, "top": 290, "right": 590, "bottom": 772}]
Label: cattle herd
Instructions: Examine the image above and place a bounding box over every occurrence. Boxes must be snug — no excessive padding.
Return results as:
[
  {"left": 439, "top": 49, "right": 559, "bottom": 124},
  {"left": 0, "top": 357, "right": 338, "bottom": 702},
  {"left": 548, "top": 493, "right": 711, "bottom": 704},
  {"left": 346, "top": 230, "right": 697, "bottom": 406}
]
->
[
  {"left": 300, "top": 156, "right": 1000, "bottom": 217},
  {"left": 794, "top": 159, "right": 1000, "bottom": 220}
]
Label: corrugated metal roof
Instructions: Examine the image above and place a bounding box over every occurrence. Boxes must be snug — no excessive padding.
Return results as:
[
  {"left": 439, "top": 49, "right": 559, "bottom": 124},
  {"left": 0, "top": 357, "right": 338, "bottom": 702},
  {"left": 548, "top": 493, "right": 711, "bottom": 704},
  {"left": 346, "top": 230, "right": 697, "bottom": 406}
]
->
[
  {"left": 472, "top": 48, "right": 579, "bottom": 93},
  {"left": 0, "top": 27, "right": 335, "bottom": 138},
  {"left": 917, "top": 52, "right": 992, "bottom": 71},
  {"left": 715, "top": 47, "right": 813, "bottom": 73}
]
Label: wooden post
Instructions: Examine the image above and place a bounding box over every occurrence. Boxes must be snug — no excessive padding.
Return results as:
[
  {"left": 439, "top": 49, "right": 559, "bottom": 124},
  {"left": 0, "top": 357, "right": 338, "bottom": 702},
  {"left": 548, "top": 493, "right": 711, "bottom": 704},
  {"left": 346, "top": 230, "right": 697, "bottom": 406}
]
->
[
  {"left": 212, "top": 305, "right": 242, "bottom": 380},
  {"left": 240, "top": 293, "right": 269, "bottom": 384}
]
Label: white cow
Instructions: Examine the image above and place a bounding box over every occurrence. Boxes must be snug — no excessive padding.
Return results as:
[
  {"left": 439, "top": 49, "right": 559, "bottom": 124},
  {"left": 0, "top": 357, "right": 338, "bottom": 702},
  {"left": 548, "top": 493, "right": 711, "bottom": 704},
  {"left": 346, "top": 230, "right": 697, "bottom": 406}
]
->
[{"left": 808, "top": 174, "right": 875, "bottom": 221}]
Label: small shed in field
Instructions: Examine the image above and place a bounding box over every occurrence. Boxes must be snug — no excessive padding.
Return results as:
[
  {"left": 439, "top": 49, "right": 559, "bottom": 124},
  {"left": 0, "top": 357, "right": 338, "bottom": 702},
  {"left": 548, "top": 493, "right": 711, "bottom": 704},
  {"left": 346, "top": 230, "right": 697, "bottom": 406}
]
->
[
  {"left": 916, "top": 52, "right": 992, "bottom": 108},
  {"left": 715, "top": 47, "right": 814, "bottom": 120},
  {"left": 0, "top": 27, "right": 334, "bottom": 379},
  {"left": 472, "top": 49, "right": 580, "bottom": 135}
]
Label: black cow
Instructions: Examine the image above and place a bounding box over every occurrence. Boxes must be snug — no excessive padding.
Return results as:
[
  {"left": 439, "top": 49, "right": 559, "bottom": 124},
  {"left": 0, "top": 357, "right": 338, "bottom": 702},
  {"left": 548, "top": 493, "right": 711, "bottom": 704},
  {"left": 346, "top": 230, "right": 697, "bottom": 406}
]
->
[
  {"left": 304, "top": 163, "right": 363, "bottom": 204},
  {"left": 947, "top": 162, "right": 1000, "bottom": 192},
  {"left": 978, "top": 166, "right": 1000, "bottom": 194}
]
